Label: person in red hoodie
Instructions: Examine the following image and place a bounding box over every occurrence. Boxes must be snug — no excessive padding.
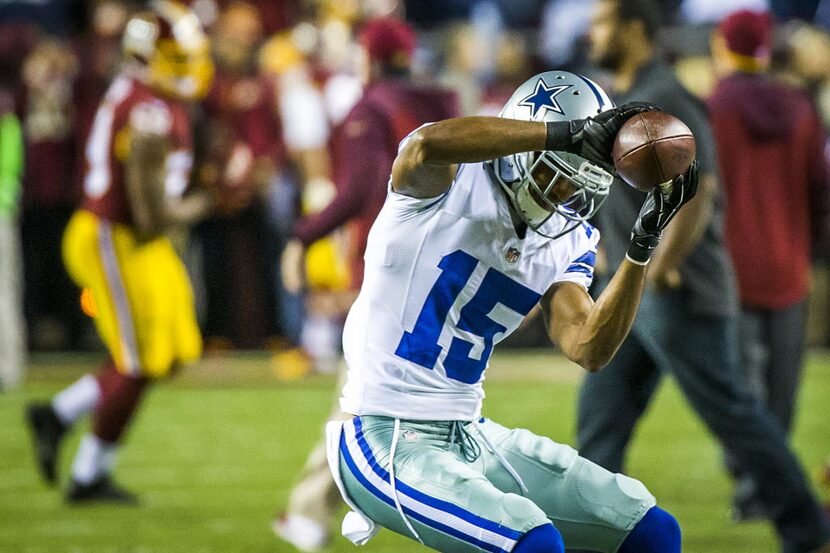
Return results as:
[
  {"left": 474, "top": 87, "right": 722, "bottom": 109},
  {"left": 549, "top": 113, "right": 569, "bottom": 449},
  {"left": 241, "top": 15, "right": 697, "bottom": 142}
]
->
[
  {"left": 274, "top": 17, "right": 459, "bottom": 551},
  {"left": 709, "top": 9, "right": 830, "bottom": 522}
]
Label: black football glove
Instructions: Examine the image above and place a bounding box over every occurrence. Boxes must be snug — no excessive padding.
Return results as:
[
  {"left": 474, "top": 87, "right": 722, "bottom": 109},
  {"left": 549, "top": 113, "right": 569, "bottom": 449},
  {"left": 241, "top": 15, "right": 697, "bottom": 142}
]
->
[
  {"left": 568, "top": 102, "right": 660, "bottom": 171},
  {"left": 627, "top": 160, "right": 700, "bottom": 264}
]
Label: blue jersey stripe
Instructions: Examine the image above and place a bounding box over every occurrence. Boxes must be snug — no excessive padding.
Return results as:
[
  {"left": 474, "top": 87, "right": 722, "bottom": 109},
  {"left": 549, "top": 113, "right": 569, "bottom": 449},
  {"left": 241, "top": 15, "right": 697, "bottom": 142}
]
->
[
  {"left": 565, "top": 264, "right": 593, "bottom": 276},
  {"left": 581, "top": 222, "right": 595, "bottom": 238},
  {"left": 352, "top": 418, "right": 522, "bottom": 542},
  {"left": 565, "top": 250, "right": 596, "bottom": 276},
  {"left": 572, "top": 250, "right": 596, "bottom": 267},
  {"left": 340, "top": 430, "right": 511, "bottom": 553}
]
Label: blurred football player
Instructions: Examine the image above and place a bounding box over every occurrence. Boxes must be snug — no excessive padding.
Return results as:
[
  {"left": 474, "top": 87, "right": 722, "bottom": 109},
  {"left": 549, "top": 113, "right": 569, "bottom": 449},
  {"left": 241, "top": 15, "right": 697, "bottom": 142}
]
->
[
  {"left": 273, "top": 18, "right": 459, "bottom": 551},
  {"left": 323, "top": 70, "right": 698, "bottom": 552},
  {"left": 25, "top": 0, "right": 214, "bottom": 503}
]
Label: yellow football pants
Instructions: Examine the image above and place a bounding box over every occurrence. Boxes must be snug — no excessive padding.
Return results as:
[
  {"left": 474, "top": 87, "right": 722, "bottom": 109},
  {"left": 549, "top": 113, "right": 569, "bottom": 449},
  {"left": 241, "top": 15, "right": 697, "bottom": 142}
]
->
[{"left": 62, "top": 210, "right": 202, "bottom": 378}]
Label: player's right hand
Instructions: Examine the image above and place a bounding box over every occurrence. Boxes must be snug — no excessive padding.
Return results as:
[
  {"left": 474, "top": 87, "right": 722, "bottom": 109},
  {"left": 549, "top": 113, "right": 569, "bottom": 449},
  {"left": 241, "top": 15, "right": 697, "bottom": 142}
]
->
[
  {"left": 627, "top": 160, "right": 699, "bottom": 264},
  {"left": 570, "top": 102, "right": 659, "bottom": 171}
]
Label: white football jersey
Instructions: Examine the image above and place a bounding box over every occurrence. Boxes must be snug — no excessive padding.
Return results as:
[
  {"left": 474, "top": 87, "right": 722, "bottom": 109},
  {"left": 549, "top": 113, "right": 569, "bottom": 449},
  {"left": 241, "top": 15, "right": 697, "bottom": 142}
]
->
[{"left": 340, "top": 162, "right": 600, "bottom": 421}]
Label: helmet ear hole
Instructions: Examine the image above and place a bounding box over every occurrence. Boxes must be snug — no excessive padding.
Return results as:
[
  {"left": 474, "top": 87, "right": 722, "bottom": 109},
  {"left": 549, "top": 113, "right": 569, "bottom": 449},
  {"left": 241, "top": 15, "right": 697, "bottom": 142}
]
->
[{"left": 495, "top": 156, "right": 520, "bottom": 184}]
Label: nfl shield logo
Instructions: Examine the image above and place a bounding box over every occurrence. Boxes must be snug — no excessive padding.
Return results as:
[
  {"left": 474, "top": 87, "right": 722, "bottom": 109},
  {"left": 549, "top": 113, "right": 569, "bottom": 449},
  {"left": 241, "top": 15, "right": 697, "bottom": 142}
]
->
[{"left": 505, "top": 247, "right": 520, "bottom": 264}]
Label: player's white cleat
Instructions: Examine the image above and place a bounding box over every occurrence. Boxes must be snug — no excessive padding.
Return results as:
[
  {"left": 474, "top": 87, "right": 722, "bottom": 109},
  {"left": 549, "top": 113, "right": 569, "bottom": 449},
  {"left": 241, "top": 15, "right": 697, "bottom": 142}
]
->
[{"left": 272, "top": 513, "right": 329, "bottom": 552}]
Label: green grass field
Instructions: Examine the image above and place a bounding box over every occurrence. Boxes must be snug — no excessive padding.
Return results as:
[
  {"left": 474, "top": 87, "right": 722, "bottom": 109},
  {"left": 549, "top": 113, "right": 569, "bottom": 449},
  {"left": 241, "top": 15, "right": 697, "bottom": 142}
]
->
[{"left": 1, "top": 350, "right": 828, "bottom": 553}]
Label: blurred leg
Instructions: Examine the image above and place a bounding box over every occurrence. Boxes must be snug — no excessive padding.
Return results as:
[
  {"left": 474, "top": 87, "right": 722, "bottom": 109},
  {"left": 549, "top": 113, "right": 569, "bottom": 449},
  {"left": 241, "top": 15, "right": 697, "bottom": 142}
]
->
[
  {"left": 91, "top": 365, "right": 149, "bottom": 444},
  {"left": 766, "top": 300, "right": 807, "bottom": 434},
  {"left": 737, "top": 307, "right": 768, "bottom": 403},
  {"left": 276, "top": 362, "right": 349, "bottom": 550},
  {"left": 67, "top": 363, "right": 148, "bottom": 505},
  {"left": 577, "top": 333, "right": 660, "bottom": 473},
  {"left": 664, "top": 308, "right": 829, "bottom": 553},
  {"left": 726, "top": 307, "right": 767, "bottom": 517}
]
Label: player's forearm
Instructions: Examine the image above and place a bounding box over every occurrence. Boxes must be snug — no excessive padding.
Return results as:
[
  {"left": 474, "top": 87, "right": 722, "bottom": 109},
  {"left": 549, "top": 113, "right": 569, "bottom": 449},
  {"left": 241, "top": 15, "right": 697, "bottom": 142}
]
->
[
  {"left": 126, "top": 136, "right": 169, "bottom": 239},
  {"left": 649, "top": 173, "right": 715, "bottom": 273},
  {"left": 293, "top": 191, "right": 360, "bottom": 246},
  {"left": 565, "top": 260, "right": 647, "bottom": 372},
  {"left": 411, "top": 117, "right": 548, "bottom": 165},
  {"left": 294, "top": 150, "right": 381, "bottom": 245},
  {"left": 165, "top": 189, "right": 215, "bottom": 226}
]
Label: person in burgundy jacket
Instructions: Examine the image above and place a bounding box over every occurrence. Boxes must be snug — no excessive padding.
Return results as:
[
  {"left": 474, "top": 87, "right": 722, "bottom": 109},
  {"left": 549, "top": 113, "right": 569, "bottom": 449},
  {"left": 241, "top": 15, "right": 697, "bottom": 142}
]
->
[
  {"left": 274, "top": 17, "right": 459, "bottom": 551},
  {"left": 709, "top": 9, "right": 830, "bottom": 522}
]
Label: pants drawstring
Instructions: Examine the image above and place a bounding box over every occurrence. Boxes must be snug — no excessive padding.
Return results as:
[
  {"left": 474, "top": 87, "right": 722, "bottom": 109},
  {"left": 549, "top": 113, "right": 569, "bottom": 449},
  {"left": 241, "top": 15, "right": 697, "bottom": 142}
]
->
[
  {"left": 448, "top": 420, "right": 482, "bottom": 462},
  {"left": 389, "top": 418, "right": 423, "bottom": 544},
  {"left": 473, "top": 419, "right": 529, "bottom": 495}
]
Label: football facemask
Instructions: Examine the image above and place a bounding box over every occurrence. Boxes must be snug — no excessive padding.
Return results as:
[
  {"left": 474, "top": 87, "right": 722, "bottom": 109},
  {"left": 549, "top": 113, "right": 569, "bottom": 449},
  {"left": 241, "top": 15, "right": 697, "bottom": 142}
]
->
[{"left": 494, "top": 149, "right": 613, "bottom": 239}]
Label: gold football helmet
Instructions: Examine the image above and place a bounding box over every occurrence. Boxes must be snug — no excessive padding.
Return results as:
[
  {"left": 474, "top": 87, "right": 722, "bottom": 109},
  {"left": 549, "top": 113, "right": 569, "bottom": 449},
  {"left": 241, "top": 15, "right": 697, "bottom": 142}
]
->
[{"left": 122, "top": 0, "right": 214, "bottom": 100}]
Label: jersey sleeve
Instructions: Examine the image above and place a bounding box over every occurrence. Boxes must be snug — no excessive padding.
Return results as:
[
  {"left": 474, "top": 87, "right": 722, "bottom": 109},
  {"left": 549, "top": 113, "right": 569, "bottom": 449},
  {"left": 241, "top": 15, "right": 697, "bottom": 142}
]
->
[
  {"left": 385, "top": 186, "right": 448, "bottom": 214},
  {"left": 553, "top": 222, "right": 601, "bottom": 290},
  {"left": 385, "top": 122, "right": 450, "bottom": 211}
]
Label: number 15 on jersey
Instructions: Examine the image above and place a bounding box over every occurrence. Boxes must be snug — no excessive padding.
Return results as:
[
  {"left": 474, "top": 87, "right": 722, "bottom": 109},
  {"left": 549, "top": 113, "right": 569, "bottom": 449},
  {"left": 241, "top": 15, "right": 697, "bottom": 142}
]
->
[{"left": 395, "top": 250, "right": 541, "bottom": 384}]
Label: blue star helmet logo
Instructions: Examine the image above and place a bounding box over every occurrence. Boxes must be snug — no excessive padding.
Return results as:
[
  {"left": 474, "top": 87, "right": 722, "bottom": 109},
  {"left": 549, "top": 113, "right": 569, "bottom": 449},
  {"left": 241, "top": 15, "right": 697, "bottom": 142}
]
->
[{"left": 518, "top": 78, "right": 572, "bottom": 118}]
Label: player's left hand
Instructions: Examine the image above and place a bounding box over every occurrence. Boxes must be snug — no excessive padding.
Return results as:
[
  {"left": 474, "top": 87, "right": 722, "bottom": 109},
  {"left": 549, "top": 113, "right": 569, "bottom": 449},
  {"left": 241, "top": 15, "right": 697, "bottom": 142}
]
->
[
  {"left": 627, "top": 160, "right": 699, "bottom": 264},
  {"left": 569, "top": 102, "right": 660, "bottom": 171}
]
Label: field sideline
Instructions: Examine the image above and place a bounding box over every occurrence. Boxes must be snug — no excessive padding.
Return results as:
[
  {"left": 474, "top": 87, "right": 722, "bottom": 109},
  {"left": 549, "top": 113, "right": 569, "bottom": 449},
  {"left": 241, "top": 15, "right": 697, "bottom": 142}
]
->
[{"left": 1, "top": 350, "right": 828, "bottom": 553}]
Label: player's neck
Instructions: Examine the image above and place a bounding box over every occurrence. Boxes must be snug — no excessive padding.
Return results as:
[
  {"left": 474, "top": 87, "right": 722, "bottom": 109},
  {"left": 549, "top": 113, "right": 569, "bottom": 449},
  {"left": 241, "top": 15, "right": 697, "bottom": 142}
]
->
[{"left": 499, "top": 187, "right": 529, "bottom": 239}]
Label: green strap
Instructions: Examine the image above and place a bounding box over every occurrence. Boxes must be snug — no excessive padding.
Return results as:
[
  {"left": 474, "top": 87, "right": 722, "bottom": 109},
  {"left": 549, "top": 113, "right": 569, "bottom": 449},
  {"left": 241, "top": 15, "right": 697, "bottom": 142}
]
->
[{"left": 0, "top": 112, "right": 23, "bottom": 216}]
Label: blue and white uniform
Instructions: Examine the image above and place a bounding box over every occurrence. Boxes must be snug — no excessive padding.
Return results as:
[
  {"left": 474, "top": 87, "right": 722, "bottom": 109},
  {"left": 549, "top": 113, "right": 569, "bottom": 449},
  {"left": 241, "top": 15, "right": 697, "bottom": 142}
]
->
[
  {"left": 327, "top": 161, "right": 656, "bottom": 553},
  {"left": 340, "top": 161, "right": 598, "bottom": 420}
]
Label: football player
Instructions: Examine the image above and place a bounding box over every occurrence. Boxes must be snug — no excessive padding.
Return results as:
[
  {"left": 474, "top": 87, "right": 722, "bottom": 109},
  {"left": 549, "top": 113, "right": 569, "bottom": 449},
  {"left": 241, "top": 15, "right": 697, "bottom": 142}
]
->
[
  {"left": 25, "top": 0, "right": 214, "bottom": 502},
  {"left": 274, "top": 18, "right": 459, "bottom": 550},
  {"left": 325, "top": 71, "right": 697, "bottom": 553}
]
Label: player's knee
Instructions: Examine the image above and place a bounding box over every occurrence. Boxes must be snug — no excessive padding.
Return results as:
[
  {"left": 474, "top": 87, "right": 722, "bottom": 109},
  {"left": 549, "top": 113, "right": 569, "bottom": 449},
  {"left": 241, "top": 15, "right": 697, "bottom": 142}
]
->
[
  {"left": 497, "top": 495, "right": 562, "bottom": 553},
  {"left": 512, "top": 523, "right": 564, "bottom": 553},
  {"left": 617, "top": 506, "right": 681, "bottom": 553}
]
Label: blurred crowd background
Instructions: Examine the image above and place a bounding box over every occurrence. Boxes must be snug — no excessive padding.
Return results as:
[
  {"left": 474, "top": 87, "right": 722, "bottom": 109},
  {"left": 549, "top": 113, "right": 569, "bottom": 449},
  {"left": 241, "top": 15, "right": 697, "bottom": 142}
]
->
[{"left": 3, "top": 0, "right": 830, "bottom": 373}]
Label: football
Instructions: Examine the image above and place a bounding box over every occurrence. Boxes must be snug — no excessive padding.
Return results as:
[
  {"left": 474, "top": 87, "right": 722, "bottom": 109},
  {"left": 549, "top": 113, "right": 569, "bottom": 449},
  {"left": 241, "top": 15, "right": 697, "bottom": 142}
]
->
[{"left": 612, "top": 111, "right": 696, "bottom": 193}]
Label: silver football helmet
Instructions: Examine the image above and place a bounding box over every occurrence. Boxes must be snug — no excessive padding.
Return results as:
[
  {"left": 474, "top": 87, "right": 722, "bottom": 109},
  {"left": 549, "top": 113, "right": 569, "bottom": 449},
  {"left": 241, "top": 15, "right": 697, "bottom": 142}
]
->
[{"left": 488, "top": 70, "right": 615, "bottom": 239}]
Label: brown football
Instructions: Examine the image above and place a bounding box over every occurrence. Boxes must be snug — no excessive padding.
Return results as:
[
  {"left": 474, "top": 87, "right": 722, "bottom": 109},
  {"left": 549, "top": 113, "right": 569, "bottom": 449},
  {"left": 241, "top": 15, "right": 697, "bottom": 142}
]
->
[{"left": 612, "top": 111, "right": 696, "bottom": 193}]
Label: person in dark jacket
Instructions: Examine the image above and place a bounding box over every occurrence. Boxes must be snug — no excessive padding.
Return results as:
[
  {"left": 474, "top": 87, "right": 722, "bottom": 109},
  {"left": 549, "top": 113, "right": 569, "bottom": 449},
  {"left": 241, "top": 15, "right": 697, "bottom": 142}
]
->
[
  {"left": 709, "top": 9, "right": 830, "bottom": 521},
  {"left": 576, "top": 1, "right": 830, "bottom": 552}
]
